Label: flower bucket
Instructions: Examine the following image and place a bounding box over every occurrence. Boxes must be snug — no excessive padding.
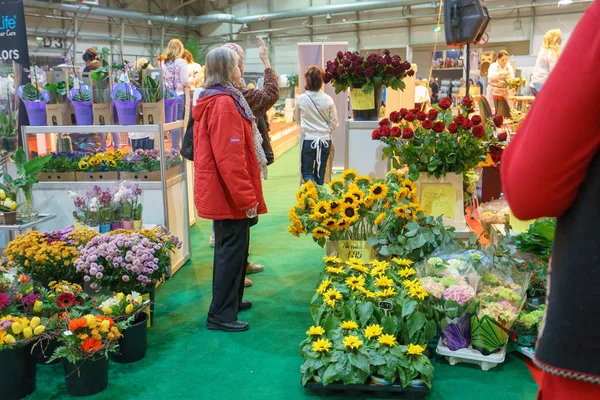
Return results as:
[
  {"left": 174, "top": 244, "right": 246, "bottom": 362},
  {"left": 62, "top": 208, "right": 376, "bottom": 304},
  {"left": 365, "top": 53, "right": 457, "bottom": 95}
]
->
[
  {"left": 441, "top": 313, "right": 471, "bottom": 351},
  {"left": 32, "top": 338, "right": 61, "bottom": 365},
  {"left": 99, "top": 223, "right": 111, "bottom": 233},
  {"left": 18, "top": 85, "right": 49, "bottom": 126},
  {"left": 110, "top": 222, "right": 122, "bottom": 231},
  {"left": 3, "top": 212, "right": 17, "bottom": 225},
  {"left": 87, "top": 225, "right": 100, "bottom": 233},
  {"left": 350, "top": 85, "right": 382, "bottom": 121},
  {"left": 111, "top": 313, "right": 148, "bottom": 364},
  {"left": 74, "top": 221, "right": 84, "bottom": 231},
  {"left": 0, "top": 345, "right": 37, "bottom": 400},
  {"left": 164, "top": 96, "right": 178, "bottom": 123},
  {"left": 69, "top": 86, "right": 94, "bottom": 126},
  {"left": 112, "top": 84, "right": 142, "bottom": 126},
  {"left": 121, "top": 220, "right": 133, "bottom": 230},
  {"left": 63, "top": 355, "right": 109, "bottom": 397},
  {"left": 133, "top": 219, "right": 143, "bottom": 230}
]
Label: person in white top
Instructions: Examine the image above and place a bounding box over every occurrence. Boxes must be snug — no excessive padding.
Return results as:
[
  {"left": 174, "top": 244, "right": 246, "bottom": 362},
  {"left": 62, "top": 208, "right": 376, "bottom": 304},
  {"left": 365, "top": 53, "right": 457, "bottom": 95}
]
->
[
  {"left": 161, "top": 39, "right": 189, "bottom": 151},
  {"left": 530, "top": 29, "right": 562, "bottom": 96},
  {"left": 414, "top": 79, "right": 431, "bottom": 110},
  {"left": 295, "top": 66, "right": 340, "bottom": 185},
  {"left": 486, "top": 50, "right": 514, "bottom": 113},
  {"left": 183, "top": 50, "right": 204, "bottom": 90}
]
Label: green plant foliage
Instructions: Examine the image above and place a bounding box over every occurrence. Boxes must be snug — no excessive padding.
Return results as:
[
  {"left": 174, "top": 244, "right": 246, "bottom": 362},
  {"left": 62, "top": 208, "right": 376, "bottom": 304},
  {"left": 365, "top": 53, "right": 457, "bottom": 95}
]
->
[
  {"left": 22, "top": 83, "right": 43, "bottom": 102},
  {"left": 114, "top": 89, "right": 137, "bottom": 102},
  {"left": 44, "top": 81, "right": 67, "bottom": 104},
  {"left": 0, "top": 110, "right": 17, "bottom": 138},
  {"left": 71, "top": 88, "right": 93, "bottom": 103},
  {"left": 288, "top": 74, "right": 299, "bottom": 89},
  {"left": 143, "top": 74, "right": 162, "bottom": 103},
  {"left": 184, "top": 36, "right": 211, "bottom": 65},
  {"left": 514, "top": 218, "right": 556, "bottom": 262}
]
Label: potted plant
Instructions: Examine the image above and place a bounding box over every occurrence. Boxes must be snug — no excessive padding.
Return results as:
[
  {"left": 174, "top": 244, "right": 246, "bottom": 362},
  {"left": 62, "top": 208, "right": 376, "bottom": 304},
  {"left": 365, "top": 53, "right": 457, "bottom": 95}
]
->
[
  {"left": 111, "top": 83, "right": 142, "bottom": 126},
  {"left": 0, "top": 192, "right": 19, "bottom": 224},
  {"left": 49, "top": 314, "right": 125, "bottom": 396},
  {"left": 324, "top": 50, "right": 414, "bottom": 121},
  {"left": 18, "top": 65, "right": 49, "bottom": 126},
  {"left": 287, "top": 73, "right": 299, "bottom": 99},
  {"left": 37, "top": 152, "right": 82, "bottom": 182},
  {"left": 514, "top": 306, "right": 546, "bottom": 347},
  {"left": 300, "top": 325, "right": 332, "bottom": 385},
  {"left": 98, "top": 188, "right": 112, "bottom": 233},
  {"left": 0, "top": 109, "right": 18, "bottom": 152},
  {"left": 68, "top": 85, "right": 94, "bottom": 125},
  {"left": 99, "top": 292, "right": 150, "bottom": 363},
  {"left": 141, "top": 73, "right": 165, "bottom": 125},
  {"left": 116, "top": 181, "right": 142, "bottom": 229}
]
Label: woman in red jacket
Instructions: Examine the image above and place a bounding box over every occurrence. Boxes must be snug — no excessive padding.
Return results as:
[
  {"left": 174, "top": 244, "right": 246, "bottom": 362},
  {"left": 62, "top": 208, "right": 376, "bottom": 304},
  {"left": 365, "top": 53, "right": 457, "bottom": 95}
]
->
[
  {"left": 502, "top": 1, "right": 600, "bottom": 397},
  {"left": 193, "top": 47, "right": 267, "bottom": 332}
]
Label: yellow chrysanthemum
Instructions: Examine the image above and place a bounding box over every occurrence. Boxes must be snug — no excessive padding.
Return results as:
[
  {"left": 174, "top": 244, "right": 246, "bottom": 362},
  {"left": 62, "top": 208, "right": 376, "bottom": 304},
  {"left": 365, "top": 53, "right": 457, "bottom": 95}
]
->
[
  {"left": 316, "top": 278, "right": 332, "bottom": 294},
  {"left": 375, "top": 276, "right": 394, "bottom": 288},
  {"left": 312, "top": 227, "right": 331, "bottom": 240},
  {"left": 340, "top": 320, "right": 359, "bottom": 330},
  {"left": 328, "top": 200, "right": 341, "bottom": 214},
  {"left": 374, "top": 212, "right": 386, "bottom": 225},
  {"left": 343, "top": 335, "right": 363, "bottom": 350},
  {"left": 340, "top": 203, "right": 359, "bottom": 224},
  {"left": 407, "top": 343, "right": 426, "bottom": 356},
  {"left": 312, "top": 338, "right": 332, "bottom": 353},
  {"left": 355, "top": 176, "right": 373, "bottom": 186},
  {"left": 378, "top": 334, "right": 398, "bottom": 347},
  {"left": 323, "top": 288, "right": 343, "bottom": 308},
  {"left": 346, "top": 258, "right": 368, "bottom": 274},
  {"left": 399, "top": 267, "right": 417, "bottom": 278},
  {"left": 375, "top": 288, "right": 397, "bottom": 298},
  {"left": 369, "top": 183, "right": 388, "bottom": 201},
  {"left": 393, "top": 205, "right": 414, "bottom": 220},
  {"left": 364, "top": 324, "right": 384, "bottom": 340},
  {"left": 322, "top": 218, "right": 338, "bottom": 230},
  {"left": 341, "top": 169, "right": 359, "bottom": 181},
  {"left": 323, "top": 256, "right": 342, "bottom": 264},
  {"left": 328, "top": 178, "right": 345, "bottom": 192},
  {"left": 313, "top": 201, "right": 329, "bottom": 220},
  {"left": 306, "top": 326, "right": 326, "bottom": 337},
  {"left": 345, "top": 275, "right": 366, "bottom": 290},
  {"left": 326, "top": 266, "right": 345, "bottom": 275},
  {"left": 393, "top": 258, "right": 414, "bottom": 267}
]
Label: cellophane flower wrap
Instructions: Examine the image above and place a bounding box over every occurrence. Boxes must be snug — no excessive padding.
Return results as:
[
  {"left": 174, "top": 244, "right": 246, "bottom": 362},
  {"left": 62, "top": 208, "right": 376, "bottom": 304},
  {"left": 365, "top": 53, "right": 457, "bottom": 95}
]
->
[
  {"left": 417, "top": 250, "right": 490, "bottom": 351},
  {"left": 477, "top": 199, "right": 510, "bottom": 237}
]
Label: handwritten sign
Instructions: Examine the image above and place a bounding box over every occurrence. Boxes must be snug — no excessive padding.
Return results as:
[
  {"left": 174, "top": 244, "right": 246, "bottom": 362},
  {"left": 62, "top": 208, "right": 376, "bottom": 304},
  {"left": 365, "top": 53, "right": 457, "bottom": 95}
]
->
[
  {"left": 421, "top": 184, "right": 456, "bottom": 219},
  {"left": 350, "top": 88, "right": 375, "bottom": 110},
  {"left": 509, "top": 209, "right": 535, "bottom": 233},
  {"left": 336, "top": 240, "right": 372, "bottom": 263}
]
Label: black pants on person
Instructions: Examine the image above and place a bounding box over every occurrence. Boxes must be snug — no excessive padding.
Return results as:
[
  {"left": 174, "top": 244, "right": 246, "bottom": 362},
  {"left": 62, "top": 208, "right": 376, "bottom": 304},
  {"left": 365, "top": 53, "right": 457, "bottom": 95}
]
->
[
  {"left": 301, "top": 139, "right": 331, "bottom": 185},
  {"left": 209, "top": 218, "right": 251, "bottom": 323},
  {"left": 131, "top": 137, "right": 154, "bottom": 151}
]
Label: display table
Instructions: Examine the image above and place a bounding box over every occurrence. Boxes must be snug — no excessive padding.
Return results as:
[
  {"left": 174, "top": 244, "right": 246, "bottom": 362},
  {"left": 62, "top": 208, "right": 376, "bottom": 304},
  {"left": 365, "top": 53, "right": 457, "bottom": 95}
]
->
[
  {"left": 346, "top": 120, "right": 389, "bottom": 178},
  {"left": 0, "top": 213, "right": 57, "bottom": 241}
]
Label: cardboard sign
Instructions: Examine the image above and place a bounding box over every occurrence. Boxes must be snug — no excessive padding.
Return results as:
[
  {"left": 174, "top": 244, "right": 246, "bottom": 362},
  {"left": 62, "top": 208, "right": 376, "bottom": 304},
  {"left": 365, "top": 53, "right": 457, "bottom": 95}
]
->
[
  {"left": 141, "top": 69, "right": 165, "bottom": 125},
  {"left": 350, "top": 88, "right": 375, "bottom": 110},
  {"left": 93, "top": 104, "right": 113, "bottom": 125},
  {"left": 509, "top": 209, "right": 535, "bottom": 233},
  {"left": 46, "top": 104, "right": 71, "bottom": 126},
  {"left": 336, "top": 240, "right": 372, "bottom": 263},
  {"left": 421, "top": 184, "right": 457, "bottom": 219}
]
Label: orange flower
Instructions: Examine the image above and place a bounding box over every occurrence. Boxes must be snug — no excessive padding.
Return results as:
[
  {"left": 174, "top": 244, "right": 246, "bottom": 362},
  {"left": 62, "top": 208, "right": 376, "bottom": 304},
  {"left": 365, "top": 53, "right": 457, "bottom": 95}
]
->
[
  {"left": 18, "top": 274, "right": 30, "bottom": 283},
  {"left": 81, "top": 337, "right": 103, "bottom": 352},
  {"left": 95, "top": 316, "right": 115, "bottom": 328},
  {"left": 69, "top": 318, "right": 88, "bottom": 332}
]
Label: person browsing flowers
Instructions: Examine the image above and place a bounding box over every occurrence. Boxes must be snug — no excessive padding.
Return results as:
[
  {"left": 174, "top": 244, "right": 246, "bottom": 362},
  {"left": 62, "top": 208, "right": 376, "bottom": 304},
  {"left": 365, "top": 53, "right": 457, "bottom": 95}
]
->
[
  {"left": 193, "top": 47, "right": 267, "bottom": 332},
  {"left": 529, "top": 29, "right": 562, "bottom": 96},
  {"left": 161, "top": 39, "right": 190, "bottom": 151},
  {"left": 295, "top": 66, "right": 339, "bottom": 185}
]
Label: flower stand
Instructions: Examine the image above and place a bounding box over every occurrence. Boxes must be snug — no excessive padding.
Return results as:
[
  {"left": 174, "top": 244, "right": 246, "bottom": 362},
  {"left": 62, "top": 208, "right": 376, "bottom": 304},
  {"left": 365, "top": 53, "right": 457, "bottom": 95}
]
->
[
  {"left": 111, "top": 313, "right": 148, "bottom": 364},
  {"left": 436, "top": 338, "right": 507, "bottom": 371},
  {"left": 0, "top": 344, "right": 37, "bottom": 400}
]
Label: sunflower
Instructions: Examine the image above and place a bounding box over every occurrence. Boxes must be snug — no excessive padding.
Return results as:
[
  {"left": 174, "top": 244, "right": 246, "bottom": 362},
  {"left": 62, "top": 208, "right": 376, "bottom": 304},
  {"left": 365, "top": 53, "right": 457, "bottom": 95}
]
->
[
  {"left": 316, "top": 278, "right": 332, "bottom": 294},
  {"left": 346, "top": 258, "right": 368, "bottom": 274},
  {"left": 336, "top": 219, "right": 350, "bottom": 230},
  {"left": 407, "top": 343, "right": 426, "bottom": 356},
  {"left": 312, "top": 201, "right": 329, "bottom": 221},
  {"left": 370, "top": 266, "right": 387, "bottom": 277},
  {"left": 375, "top": 288, "right": 397, "bottom": 298},
  {"left": 347, "top": 184, "right": 365, "bottom": 202},
  {"left": 374, "top": 212, "right": 386, "bottom": 225},
  {"left": 342, "top": 194, "right": 358, "bottom": 206},
  {"left": 408, "top": 285, "right": 429, "bottom": 300},
  {"left": 401, "top": 179, "right": 418, "bottom": 196},
  {"left": 312, "top": 227, "right": 331, "bottom": 240},
  {"left": 369, "top": 183, "right": 389, "bottom": 201},
  {"left": 301, "top": 180, "right": 317, "bottom": 193},
  {"left": 323, "top": 288, "right": 343, "bottom": 308},
  {"left": 399, "top": 267, "right": 417, "bottom": 278},
  {"left": 393, "top": 205, "right": 413, "bottom": 220},
  {"left": 295, "top": 189, "right": 304, "bottom": 202},
  {"left": 312, "top": 338, "right": 332, "bottom": 353},
  {"left": 328, "top": 178, "right": 345, "bottom": 192},
  {"left": 355, "top": 175, "right": 372, "bottom": 186},
  {"left": 375, "top": 276, "right": 394, "bottom": 288},
  {"left": 393, "top": 258, "right": 414, "bottom": 267},
  {"left": 326, "top": 199, "right": 341, "bottom": 214},
  {"left": 345, "top": 275, "right": 366, "bottom": 290},
  {"left": 341, "top": 169, "right": 359, "bottom": 181},
  {"left": 378, "top": 334, "right": 398, "bottom": 347},
  {"left": 306, "top": 188, "right": 320, "bottom": 200},
  {"left": 364, "top": 324, "right": 384, "bottom": 340},
  {"left": 325, "top": 266, "right": 345, "bottom": 275},
  {"left": 395, "top": 188, "right": 411, "bottom": 202},
  {"left": 340, "top": 320, "right": 359, "bottom": 330},
  {"left": 402, "top": 278, "right": 420, "bottom": 289},
  {"left": 287, "top": 225, "right": 305, "bottom": 237},
  {"left": 340, "top": 203, "right": 359, "bottom": 224},
  {"left": 358, "top": 287, "right": 376, "bottom": 299},
  {"left": 323, "top": 256, "right": 342, "bottom": 264},
  {"left": 322, "top": 218, "right": 338, "bottom": 230},
  {"left": 383, "top": 200, "right": 391, "bottom": 209},
  {"left": 363, "top": 196, "right": 374, "bottom": 208},
  {"left": 306, "top": 326, "right": 325, "bottom": 337},
  {"left": 371, "top": 260, "right": 390, "bottom": 270},
  {"left": 343, "top": 335, "right": 363, "bottom": 350}
]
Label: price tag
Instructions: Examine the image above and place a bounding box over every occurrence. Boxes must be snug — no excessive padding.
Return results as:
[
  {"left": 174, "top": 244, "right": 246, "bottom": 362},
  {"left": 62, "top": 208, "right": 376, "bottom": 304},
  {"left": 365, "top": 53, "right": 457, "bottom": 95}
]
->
[
  {"left": 63, "top": 330, "right": 73, "bottom": 336},
  {"left": 336, "top": 241, "right": 371, "bottom": 263},
  {"left": 379, "top": 301, "right": 393, "bottom": 311},
  {"left": 420, "top": 184, "right": 456, "bottom": 219},
  {"left": 73, "top": 77, "right": 80, "bottom": 90},
  {"left": 350, "top": 88, "right": 375, "bottom": 110}
]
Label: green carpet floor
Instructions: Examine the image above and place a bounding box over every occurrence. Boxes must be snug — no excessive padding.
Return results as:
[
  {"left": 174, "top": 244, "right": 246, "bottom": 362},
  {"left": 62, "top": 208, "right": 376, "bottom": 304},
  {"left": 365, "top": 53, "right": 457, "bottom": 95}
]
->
[{"left": 33, "top": 146, "right": 539, "bottom": 399}]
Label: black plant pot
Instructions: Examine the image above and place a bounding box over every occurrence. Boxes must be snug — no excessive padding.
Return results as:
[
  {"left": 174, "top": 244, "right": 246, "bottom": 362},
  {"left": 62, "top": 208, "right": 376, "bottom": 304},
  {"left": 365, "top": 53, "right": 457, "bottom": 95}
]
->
[
  {"left": 351, "top": 85, "right": 383, "bottom": 121},
  {"left": 32, "top": 338, "right": 61, "bottom": 365},
  {"left": 63, "top": 355, "right": 109, "bottom": 397},
  {"left": 0, "top": 345, "right": 37, "bottom": 400},
  {"left": 111, "top": 313, "right": 148, "bottom": 364},
  {"left": 141, "top": 288, "right": 156, "bottom": 327}
]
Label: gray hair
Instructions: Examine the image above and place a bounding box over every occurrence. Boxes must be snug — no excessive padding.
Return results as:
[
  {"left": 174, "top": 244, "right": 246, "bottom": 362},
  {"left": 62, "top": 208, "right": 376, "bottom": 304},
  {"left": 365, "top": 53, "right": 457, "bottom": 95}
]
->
[{"left": 203, "top": 47, "right": 238, "bottom": 88}]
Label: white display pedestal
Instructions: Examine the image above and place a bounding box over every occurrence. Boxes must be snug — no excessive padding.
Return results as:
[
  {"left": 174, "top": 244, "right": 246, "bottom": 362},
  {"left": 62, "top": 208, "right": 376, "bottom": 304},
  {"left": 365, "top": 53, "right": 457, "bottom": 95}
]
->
[{"left": 346, "top": 120, "right": 389, "bottom": 178}]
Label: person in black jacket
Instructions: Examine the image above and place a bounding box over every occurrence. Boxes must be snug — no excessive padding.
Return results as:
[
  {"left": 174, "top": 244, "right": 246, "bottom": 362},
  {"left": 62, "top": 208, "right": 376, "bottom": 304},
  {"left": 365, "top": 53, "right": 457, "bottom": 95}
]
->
[{"left": 257, "top": 115, "right": 274, "bottom": 165}]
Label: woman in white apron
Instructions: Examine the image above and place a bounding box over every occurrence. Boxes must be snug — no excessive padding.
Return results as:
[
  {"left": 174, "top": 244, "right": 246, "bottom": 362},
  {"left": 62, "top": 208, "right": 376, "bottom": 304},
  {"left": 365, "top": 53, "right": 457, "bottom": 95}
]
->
[{"left": 486, "top": 50, "right": 514, "bottom": 113}]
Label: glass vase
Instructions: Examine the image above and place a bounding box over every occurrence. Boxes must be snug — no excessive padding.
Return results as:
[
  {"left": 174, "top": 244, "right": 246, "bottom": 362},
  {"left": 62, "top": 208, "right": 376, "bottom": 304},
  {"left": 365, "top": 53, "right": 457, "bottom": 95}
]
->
[{"left": 20, "top": 186, "right": 38, "bottom": 222}]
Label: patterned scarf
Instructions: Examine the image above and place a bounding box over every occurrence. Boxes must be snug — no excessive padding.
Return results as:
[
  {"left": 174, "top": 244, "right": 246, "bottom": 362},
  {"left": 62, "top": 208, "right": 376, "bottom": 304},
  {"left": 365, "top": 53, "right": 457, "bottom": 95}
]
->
[{"left": 198, "top": 83, "right": 268, "bottom": 179}]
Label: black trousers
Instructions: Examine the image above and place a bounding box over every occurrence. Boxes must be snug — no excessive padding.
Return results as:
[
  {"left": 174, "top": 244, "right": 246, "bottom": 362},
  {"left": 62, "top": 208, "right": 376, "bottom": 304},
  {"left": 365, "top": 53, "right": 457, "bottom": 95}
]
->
[
  {"left": 209, "top": 218, "right": 251, "bottom": 323},
  {"left": 301, "top": 139, "right": 331, "bottom": 185},
  {"left": 131, "top": 137, "right": 154, "bottom": 151}
]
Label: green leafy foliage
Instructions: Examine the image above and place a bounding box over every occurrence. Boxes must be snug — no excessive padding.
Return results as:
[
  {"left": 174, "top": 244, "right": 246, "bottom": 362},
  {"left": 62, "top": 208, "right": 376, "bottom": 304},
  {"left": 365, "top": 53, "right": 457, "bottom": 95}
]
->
[
  {"left": 114, "top": 89, "right": 137, "bottom": 101},
  {"left": 71, "top": 88, "right": 93, "bottom": 103},
  {"left": 514, "top": 218, "right": 556, "bottom": 262},
  {"left": 184, "top": 36, "right": 211, "bottom": 65},
  {"left": 288, "top": 74, "right": 299, "bottom": 89},
  {"left": 41, "top": 153, "right": 84, "bottom": 173},
  {"left": 44, "top": 81, "right": 67, "bottom": 104},
  {"left": 142, "top": 74, "right": 162, "bottom": 103},
  {"left": 0, "top": 110, "right": 17, "bottom": 138},
  {"left": 21, "top": 83, "right": 43, "bottom": 102}
]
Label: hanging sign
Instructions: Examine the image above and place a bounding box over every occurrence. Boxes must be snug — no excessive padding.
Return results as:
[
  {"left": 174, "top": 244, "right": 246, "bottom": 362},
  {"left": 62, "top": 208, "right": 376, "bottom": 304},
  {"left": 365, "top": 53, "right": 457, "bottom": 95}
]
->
[
  {"left": 421, "top": 184, "right": 457, "bottom": 219},
  {"left": 350, "top": 88, "right": 375, "bottom": 110},
  {"left": 335, "top": 240, "right": 372, "bottom": 263}
]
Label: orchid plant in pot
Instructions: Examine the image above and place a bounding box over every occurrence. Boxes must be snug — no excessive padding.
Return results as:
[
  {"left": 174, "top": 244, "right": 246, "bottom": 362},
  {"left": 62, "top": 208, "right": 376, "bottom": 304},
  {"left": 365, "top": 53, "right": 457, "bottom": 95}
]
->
[
  {"left": 98, "top": 189, "right": 113, "bottom": 233},
  {"left": 18, "top": 65, "right": 49, "bottom": 126},
  {"left": 69, "top": 187, "right": 100, "bottom": 231},
  {"left": 117, "top": 181, "right": 142, "bottom": 229}
]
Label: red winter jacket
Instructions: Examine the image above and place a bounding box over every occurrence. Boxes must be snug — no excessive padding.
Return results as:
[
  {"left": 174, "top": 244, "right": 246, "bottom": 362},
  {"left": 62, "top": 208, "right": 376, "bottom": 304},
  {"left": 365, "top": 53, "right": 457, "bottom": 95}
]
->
[{"left": 192, "top": 94, "right": 267, "bottom": 220}]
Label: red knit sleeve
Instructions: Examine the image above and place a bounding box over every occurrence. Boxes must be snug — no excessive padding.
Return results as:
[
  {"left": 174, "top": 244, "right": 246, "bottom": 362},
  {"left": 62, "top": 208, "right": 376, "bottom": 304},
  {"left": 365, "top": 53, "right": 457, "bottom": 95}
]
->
[
  {"left": 501, "top": 0, "right": 600, "bottom": 220},
  {"left": 241, "top": 68, "right": 280, "bottom": 117}
]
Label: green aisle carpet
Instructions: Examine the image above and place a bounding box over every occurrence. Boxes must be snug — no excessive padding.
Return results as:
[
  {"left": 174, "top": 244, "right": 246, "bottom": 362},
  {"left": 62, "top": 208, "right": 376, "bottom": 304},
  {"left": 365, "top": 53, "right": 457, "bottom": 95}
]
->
[{"left": 33, "top": 146, "right": 538, "bottom": 399}]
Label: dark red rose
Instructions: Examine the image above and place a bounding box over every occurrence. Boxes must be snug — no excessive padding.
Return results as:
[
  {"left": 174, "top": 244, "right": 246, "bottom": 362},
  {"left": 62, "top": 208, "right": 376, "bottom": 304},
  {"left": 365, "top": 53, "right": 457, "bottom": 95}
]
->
[
  {"left": 410, "top": 108, "right": 420, "bottom": 115},
  {"left": 402, "top": 128, "right": 414, "bottom": 139},
  {"left": 332, "top": 72, "right": 340, "bottom": 80},
  {"left": 394, "top": 67, "right": 404, "bottom": 77},
  {"left": 354, "top": 66, "right": 364, "bottom": 76},
  {"left": 427, "top": 109, "right": 438, "bottom": 121},
  {"left": 371, "top": 129, "right": 382, "bottom": 140},
  {"left": 407, "top": 70, "right": 415, "bottom": 77},
  {"left": 448, "top": 122, "right": 459, "bottom": 134},
  {"left": 365, "top": 68, "right": 375, "bottom": 78},
  {"left": 416, "top": 111, "right": 427, "bottom": 121},
  {"left": 401, "top": 61, "right": 411, "bottom": 71},
  {"left": 462, "top": 96, "right": 473, "bottom": 109},
  {"left": 349, "top": 52, "right": 358, "bottom": 61},
  {"left": 380, "top": 126, "right": 391, "bottom": 137},
  {"left": 379, "top": 118, "right": 390, "bottom": 127},
  {"left": 337, "top": 51, "right": 344, "bottom": 60},
  {"left": 391, "top": 126, "right": 401, "bottom": 137},
  {"left": 385, "top": 66, "right": 394, "bottom": 75},
  {"left": 326, "top": 61, "right": 335, "bottom": 73},
  {"left": 343, "top": 59, "right": 351, "bottom": 68},
  {"left": 489, "top": 145, "right": 504, "bottom": 163},
  {"left": 399, "top": 108, "right": 409, "bottom": 118},
  {"left": 379, "top": 57, "right": 388, "bottom": 66},
  {"left": 432, "top": 121, "right": 445, "bottom": 133},
  {"left": 493, "top": 115, "right": 504, "bottom": 128},
  {"left": 389, "top": 111, "right": 401, "bottom": 123},
  {"left": 462, "top": 120, "right": 473, "bottom": 130},
  {"left": 422, "top": 119, "right": 433, "bottom": 130},
  {"left": 497, "top": 131, "right": 508, "bottom": 141},
  {"left": 336, "top": 66, "right": 344, "bottom": 75},
  {"left": 383, "top": 49, "right": 390, "bottom": 56},
  {"left": 472, "top": 125, "right": 485, "bottom": 138},
  {"left": 324, "top": 73, "right": 332, "bottom": 83},
  {"left": 367, "top": 54, "right": 378, "bottom": 64},
  {"left": 405, "top": 112, "right": 416, "bottom": 122},
  {"left": 455, "top": 115, "right": 466, "bottom": 125},
  {"left": 471, "top": 115, "right": 482, "bottom": 126},
  {"left": 439, "top": 98, "right": 452, "bottom": 110}
]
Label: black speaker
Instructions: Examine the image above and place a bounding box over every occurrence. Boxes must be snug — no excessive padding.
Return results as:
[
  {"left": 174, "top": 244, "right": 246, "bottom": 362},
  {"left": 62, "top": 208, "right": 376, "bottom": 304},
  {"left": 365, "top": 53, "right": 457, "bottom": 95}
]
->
[{"left": 444, "top": 0, "right": 491, "bottom": 45}]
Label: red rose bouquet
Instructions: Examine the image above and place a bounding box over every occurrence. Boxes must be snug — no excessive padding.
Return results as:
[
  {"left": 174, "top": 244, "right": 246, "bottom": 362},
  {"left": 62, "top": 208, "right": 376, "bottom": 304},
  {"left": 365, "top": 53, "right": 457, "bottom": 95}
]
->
[
  {"left": 373, "top": 97, "right": 507, "bottom": 180},
  {"left": 324, "top": 50, "right": 414, "bottom": 94}
]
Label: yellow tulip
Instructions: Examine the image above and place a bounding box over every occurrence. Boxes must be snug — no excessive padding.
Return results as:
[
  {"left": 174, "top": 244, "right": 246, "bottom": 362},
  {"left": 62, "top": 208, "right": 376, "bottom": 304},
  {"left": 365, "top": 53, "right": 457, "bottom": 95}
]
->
[
  {"left": 23, "top": 327, "right": 33, "bottom": 339},
  {"left": 125, "top": 304, "right": 134, "bottom": 315},
  {"left": 85, "top": 314, "right": 96, "bottom": 329},
  {"left": 33, "top": 301, "right": 43, "bottom": 313},
  {"left": 100, "top": 320, "right": 111, "bottom": 333},
  {"left": 11, "top": 322, "right": 23, "bottom": 335},
  {"left": 34, "top": 325, "right": 46, "bottom": 335},
  {"left": 0, "top": 189, "right": 5, "bottom": 199},
  {"left": 136, "top": 296, "right": 143, "bottom": 304},
  {"left": 101, "top": 306, "right": 113, "bottom": 315},
  {"left": 9, "top": 201, "right": 16, "bottom": 211},
  {"left": 30, "top": 317, "right": 41, "bottom": 329},
  {"left": 115, "top": 293, "right": 125, "bottom": 301},
  {"left": 4, "top": 334, "right": 16, "bottom": 344}
]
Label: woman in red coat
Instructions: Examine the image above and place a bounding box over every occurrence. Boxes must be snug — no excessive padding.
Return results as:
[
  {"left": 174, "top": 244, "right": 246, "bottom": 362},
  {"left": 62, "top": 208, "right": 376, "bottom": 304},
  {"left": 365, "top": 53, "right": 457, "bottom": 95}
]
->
[{"left": 193, "top": 47, "right": 267, "bottom": 332}]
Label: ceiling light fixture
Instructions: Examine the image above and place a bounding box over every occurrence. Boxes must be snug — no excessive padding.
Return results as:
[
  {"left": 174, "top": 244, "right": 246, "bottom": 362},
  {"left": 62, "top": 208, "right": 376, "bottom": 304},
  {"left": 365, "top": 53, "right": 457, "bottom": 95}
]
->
[{"left": 558, "top": 0, "right": 573, "bottom": 5}]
